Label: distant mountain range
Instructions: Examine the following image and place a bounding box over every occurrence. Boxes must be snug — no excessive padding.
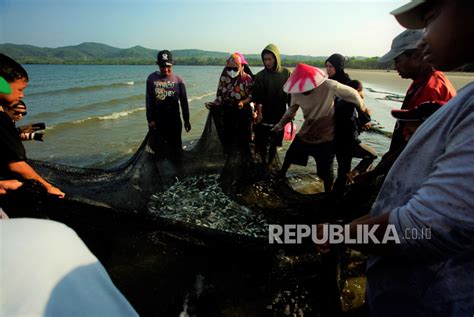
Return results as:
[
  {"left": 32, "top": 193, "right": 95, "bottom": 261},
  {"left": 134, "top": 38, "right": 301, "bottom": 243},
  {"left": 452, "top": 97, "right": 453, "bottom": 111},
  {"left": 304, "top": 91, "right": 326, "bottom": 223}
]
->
[{"left": 0, "top": 42, "right": 353, "bottom": 65}]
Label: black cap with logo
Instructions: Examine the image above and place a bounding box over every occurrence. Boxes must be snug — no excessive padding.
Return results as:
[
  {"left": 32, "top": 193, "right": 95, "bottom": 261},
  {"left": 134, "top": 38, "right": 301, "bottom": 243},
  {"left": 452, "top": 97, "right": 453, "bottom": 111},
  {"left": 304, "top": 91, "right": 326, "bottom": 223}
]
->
[{"left": 157, "top": 50, "right": 173, "bottom": 67}]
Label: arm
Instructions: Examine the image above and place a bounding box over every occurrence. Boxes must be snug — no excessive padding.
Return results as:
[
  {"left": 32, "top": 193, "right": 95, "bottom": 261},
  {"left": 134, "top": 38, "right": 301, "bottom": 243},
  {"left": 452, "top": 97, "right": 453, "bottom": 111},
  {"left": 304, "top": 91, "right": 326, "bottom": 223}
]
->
[
  {"left": 145, "top": 76, "right": 155, "bottom": 128},
  {"left": 238, "top": 97, "right": 252, "bottom": 109},
  {"left": 238, "top": 76, "right": 254, "bottom": 109},
  {"left": 178, "top": 81, "right": 191, "bottom": 132},
  {"left": 347, "top": 107, "right": 474, "bottom": 259},
  {"left": 317, "top": 212, "right": 398, "bottom": 255},
  {"left": 273, "top": 102, "right": 299, "bottom": 131},
  {"left": 386, "top": 111, "right": 474, "bottom": 261},
  {"left": 0, "top": 180, "right": 23, "bottom": 195},
  {"left": 205, "top": 77, "right": 224, "bottom": 109},
  {"left": 335, "top": 83, "right": 367, "bottom": 112},
  {"left": 8, "top": 161, "right": 65, "bottom": 198}
]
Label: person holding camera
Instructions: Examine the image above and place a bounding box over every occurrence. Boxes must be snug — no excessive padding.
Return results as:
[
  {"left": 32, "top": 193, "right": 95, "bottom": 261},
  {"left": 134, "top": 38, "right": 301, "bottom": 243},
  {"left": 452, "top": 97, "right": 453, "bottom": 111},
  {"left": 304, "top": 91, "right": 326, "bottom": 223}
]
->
[
  {"left": 0, "top": 54, "right": 64, "bottom": 199},
  {"left": 2, "top": 100, "right": 46, "bottom": 141}
]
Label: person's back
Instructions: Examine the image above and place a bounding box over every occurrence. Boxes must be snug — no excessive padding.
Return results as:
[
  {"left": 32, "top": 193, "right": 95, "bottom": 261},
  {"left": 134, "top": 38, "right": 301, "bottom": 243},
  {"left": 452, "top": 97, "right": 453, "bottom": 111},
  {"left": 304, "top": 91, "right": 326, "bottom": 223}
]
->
[
  {"left": 334, "top": 99, "right": 358, "bottom": 148},
  {"left": 279, "top": 78, "right": 364, "bottom": 145},
  {"left": 273, "top": 64, "right": 364, "bottom": 191},
  {"left": 334, "top": 80, "right": 377, "bottom": 193}
]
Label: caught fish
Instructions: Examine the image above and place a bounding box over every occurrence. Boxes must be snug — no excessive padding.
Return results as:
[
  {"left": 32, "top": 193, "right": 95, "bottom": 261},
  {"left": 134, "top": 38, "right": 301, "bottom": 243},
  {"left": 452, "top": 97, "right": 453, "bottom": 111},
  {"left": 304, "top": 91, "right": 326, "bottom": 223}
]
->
[{"left": 147, "top": 174, "right": 269, "bottom": 237}]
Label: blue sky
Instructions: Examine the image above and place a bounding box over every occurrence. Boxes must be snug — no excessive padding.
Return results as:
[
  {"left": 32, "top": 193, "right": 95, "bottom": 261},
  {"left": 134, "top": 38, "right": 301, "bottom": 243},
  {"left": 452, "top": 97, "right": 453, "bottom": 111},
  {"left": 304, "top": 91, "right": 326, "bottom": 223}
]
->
[{"left": 0, "top": 0, "right": 408, "bottom": 57}]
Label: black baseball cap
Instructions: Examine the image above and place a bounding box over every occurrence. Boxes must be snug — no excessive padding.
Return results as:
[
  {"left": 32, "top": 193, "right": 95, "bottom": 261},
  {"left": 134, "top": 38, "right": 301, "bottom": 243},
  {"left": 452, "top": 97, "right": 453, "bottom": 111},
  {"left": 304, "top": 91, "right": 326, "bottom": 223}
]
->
[{"left": 157, "top": 50, "right": 173, "bottom": 67}]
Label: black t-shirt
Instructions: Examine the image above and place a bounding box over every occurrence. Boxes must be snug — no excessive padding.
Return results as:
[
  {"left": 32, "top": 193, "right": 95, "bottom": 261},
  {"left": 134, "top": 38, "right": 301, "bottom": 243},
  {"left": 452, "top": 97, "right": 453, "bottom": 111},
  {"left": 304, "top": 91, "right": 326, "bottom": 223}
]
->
[{"left": 0, "top": 111, "right": 26, "bottom": 178}]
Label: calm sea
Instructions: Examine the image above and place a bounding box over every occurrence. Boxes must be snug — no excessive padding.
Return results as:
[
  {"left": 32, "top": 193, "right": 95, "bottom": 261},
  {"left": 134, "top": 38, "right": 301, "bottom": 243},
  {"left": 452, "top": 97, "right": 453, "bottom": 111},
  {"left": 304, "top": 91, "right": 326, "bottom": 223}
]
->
[{"left": 21, "top": 64, "right": 408, "bottom": 168}]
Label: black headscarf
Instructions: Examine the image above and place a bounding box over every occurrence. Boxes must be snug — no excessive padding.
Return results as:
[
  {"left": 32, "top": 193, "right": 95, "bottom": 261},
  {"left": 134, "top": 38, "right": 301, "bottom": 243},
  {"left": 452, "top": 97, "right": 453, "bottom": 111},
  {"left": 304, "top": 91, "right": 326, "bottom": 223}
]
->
[{"left": 325, "top": 53, "right": 351, "bottom": 84}]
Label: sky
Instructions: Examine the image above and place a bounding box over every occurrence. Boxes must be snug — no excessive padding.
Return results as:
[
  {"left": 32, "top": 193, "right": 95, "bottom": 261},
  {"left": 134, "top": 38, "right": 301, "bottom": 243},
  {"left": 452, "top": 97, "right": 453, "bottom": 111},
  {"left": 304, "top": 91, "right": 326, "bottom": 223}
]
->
[{"left": 0, "top": 0, "right": 409, "bottom": 57}]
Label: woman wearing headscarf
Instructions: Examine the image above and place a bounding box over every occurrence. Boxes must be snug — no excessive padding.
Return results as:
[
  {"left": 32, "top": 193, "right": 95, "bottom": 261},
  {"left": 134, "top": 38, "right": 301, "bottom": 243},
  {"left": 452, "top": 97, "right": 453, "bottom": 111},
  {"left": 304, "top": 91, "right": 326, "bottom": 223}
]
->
[
  {"left": 326, "top": 53, "right": 373, "bottom": 193},
  {"left": 205, "top": 53, "right": 254, "bottom": 154},
  {"left": 325, "top": 53, "right": 351, "bottom": 85},
  {"left": 235, "top": 52, "right": 255, "bottom": 80}
]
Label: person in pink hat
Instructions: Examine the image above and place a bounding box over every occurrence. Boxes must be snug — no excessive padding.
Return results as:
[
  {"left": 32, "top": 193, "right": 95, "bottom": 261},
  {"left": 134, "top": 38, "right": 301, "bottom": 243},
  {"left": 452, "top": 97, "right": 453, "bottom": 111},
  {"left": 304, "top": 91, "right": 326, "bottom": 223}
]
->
[
  {"left": 273, "top": 63, "right": 365, "bottom": 192},
  {"left": 205, "top": 53, "right": 254, "bottom": 154}
]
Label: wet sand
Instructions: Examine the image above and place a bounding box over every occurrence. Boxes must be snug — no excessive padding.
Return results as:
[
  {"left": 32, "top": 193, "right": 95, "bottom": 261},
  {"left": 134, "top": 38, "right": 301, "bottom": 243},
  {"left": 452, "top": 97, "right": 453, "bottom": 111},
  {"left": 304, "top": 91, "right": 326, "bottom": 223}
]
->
[{"left": 347, "top": 69, "right": 473, "bottom": 94}]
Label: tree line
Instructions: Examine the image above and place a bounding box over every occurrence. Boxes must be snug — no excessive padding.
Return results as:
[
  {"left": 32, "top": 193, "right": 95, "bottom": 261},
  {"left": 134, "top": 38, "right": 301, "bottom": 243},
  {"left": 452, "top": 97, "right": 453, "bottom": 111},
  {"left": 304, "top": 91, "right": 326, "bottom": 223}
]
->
[
  {"left": 17, "top": 56, "right": 383, "bottom": 69},
  {"left": 16, "top": 56, "right": 474, "bottom": 71}
]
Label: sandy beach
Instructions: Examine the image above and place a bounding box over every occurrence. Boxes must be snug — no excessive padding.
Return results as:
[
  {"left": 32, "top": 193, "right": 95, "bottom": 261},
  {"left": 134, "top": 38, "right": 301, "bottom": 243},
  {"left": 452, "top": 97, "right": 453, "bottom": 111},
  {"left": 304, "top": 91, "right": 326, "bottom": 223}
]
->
[{"left": 347, "top": 68, "right": 473, "bottom": 93}]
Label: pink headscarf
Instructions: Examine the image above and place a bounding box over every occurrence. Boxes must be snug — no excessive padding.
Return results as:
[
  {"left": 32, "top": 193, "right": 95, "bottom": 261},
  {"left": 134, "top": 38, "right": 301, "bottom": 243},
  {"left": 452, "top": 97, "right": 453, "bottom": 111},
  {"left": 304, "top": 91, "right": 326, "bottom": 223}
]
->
[
  {"left": 225, "top": 53, "right": 243, "bottom": 68},
  {"left": 234, "top": 52, "right": 249, "bottom": 65}
]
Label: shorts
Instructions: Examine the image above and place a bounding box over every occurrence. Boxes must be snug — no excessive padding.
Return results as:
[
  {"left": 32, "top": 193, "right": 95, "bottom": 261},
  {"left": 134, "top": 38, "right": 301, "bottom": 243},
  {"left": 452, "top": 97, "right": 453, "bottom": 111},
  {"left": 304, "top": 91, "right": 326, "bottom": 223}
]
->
[{"left": 284, "top": 136, "right": 335, "bottom": 181}]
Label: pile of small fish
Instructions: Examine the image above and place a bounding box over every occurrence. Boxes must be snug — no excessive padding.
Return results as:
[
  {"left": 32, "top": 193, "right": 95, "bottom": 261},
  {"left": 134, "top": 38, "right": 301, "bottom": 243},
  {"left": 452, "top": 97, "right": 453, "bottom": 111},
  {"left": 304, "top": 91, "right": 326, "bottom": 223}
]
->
[
  {"left": 148, "top": 174, "right": 268, "bottom": 237},
  {"left": 268, "top": 286, "right": 312, "bottom": 316}
]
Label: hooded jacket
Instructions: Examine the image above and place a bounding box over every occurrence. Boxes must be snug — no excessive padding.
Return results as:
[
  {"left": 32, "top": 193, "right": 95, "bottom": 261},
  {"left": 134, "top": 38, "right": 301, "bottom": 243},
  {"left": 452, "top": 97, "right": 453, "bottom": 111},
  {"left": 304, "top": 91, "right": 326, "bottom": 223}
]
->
[{"left": 253, "top": 44, "right": 291, "bottom": 124}]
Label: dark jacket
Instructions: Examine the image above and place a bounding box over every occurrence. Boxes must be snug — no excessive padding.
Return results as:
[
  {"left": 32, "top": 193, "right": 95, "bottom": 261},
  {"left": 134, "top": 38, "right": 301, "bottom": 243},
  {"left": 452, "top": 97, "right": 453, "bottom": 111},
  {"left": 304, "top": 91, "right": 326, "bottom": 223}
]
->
[{"left": 252, "top": 44, "right": 291, "bottom": 124}]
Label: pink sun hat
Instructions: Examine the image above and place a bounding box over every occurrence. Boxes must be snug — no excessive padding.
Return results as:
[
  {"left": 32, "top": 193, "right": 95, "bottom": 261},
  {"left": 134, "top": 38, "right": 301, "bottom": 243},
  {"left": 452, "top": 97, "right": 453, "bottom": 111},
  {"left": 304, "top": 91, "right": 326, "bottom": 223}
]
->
[
  {"left": 283, "top": 63, "right": 327, "bottom": 94},
  {"left": 234, "top": 52, "right": 249, "bottom": 65}
]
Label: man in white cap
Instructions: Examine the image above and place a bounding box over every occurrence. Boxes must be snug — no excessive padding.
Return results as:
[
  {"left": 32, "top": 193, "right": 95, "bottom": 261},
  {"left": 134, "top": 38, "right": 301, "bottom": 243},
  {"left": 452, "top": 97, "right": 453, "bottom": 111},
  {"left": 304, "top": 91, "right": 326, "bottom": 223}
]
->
[
  {"left": 273, "top": 63, "right": 365, "bottom": 192},
  {"left": 379, "top": 29, "right": 456, "bottom": 152},
  {"left": 318, "top": 0, "right": 474, "bottom": 315}
]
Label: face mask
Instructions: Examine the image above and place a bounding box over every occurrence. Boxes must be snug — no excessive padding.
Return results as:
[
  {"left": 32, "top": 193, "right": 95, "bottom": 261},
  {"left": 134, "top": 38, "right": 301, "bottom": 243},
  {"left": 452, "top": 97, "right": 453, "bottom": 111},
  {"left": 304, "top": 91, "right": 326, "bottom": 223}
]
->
[{"left": 227, "top": 70, "right": 239, "bottom": 78}]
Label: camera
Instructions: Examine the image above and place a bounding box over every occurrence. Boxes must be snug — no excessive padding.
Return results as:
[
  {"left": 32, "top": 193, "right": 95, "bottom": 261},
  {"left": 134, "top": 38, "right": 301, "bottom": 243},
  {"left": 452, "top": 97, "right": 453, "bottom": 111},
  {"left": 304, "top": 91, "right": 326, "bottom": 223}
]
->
[
  {"left": 32, "top": 122, "right": 46, "bottom": 130},
  {"left": 20, "top": 132, "right": 44, "bottom": 141}
]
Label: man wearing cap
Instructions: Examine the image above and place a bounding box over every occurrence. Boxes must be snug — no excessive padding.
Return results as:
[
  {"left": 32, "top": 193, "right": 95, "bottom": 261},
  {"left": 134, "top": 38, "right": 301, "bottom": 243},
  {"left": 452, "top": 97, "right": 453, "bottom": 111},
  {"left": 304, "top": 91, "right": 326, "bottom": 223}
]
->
[
  {"left": 146, "top": 50, "right": 191, "bottom": 161},
  {"left": 273, "top": 63, "right": 365, "bottom": 192},
  {"left": 318, "top": 0, "right": 474, "bottom": 315},
  {"left": 379, "top": 29, "right": 456, "bottom": 152}
]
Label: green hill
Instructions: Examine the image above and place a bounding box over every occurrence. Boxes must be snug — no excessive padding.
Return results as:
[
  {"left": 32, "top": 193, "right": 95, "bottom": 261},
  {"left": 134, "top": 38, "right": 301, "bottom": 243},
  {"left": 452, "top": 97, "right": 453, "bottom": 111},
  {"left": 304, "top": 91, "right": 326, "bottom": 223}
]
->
[{"left": 0, "top": 42, "right": 386, "bottom": 68}]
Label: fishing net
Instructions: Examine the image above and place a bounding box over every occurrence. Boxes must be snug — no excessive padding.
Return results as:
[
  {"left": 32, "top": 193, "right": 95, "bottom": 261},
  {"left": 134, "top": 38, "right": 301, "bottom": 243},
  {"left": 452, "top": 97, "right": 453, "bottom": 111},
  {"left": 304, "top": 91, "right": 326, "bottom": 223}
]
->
[
  {"left": 29, "top": 110, "right": 339, "bottom": 229},
  {"left": 13, "top": 110, "right": 374, "bottom": 316}
]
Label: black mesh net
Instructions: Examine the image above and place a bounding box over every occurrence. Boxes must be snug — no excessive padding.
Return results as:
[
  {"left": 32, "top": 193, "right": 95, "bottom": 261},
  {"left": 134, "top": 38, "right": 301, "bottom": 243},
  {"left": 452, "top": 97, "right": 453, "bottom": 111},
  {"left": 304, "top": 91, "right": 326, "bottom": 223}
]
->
[
  {"left": 28, "top": 111, "right": 344, "bottom": 227},
  {"left": 4, "top": 111, "right": 375, "bottom": 316}
]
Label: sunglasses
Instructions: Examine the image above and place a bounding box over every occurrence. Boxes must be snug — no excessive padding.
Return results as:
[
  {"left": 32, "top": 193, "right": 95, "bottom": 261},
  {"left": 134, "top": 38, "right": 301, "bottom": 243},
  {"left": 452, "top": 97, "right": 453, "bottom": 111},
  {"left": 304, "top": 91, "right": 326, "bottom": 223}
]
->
[
  {"left": 12, "top": 110, "right": 27, "bottom": 116},
  {"left": 226, "top": 67, "right": 239, "bottom": 72}
]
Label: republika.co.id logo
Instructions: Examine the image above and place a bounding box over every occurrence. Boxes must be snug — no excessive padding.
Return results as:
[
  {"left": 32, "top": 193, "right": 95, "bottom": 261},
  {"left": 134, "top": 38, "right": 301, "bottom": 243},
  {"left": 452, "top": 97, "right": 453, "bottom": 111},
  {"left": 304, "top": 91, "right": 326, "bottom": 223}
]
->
[{"left": 268, "top": 224, "right": 431, "bottom": 245}]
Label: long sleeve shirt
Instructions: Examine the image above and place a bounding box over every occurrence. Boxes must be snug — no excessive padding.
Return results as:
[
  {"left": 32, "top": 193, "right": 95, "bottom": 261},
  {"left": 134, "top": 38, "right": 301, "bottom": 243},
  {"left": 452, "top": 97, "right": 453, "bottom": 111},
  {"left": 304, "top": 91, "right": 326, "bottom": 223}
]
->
[
  {"left": 145, "top": 72, "right": 189, "bottom": 124},
  {"left": 275, "top": 79, "right": 364, "bottom": 144},
  {"left": 367, "top": 82, "right": 474, "bottom": 316}
]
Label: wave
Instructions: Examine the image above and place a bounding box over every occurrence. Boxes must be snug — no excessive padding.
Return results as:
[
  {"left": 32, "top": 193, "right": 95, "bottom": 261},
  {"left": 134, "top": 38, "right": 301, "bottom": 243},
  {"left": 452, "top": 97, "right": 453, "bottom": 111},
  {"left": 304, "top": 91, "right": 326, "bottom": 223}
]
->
[
  {"left": 188, "top": 92, "right": 215, "bottom": 102},
  {"left": 48, "top": 107, "right": 145, "bottom": 132},
  {"left": 32, "top": 94, "right": 144, "bottom": 121},
  {"left": 32, "top": 91, "right": 214, "bottom": 122},
  {"left": 73, "top": 107, "right": 145, "bottom": 124},
  {"left": 366, "top": 87, "right": 404, "bottom": 102},
  {"left": 29, "top": 80, "right": 145, "bottom": 96}
]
